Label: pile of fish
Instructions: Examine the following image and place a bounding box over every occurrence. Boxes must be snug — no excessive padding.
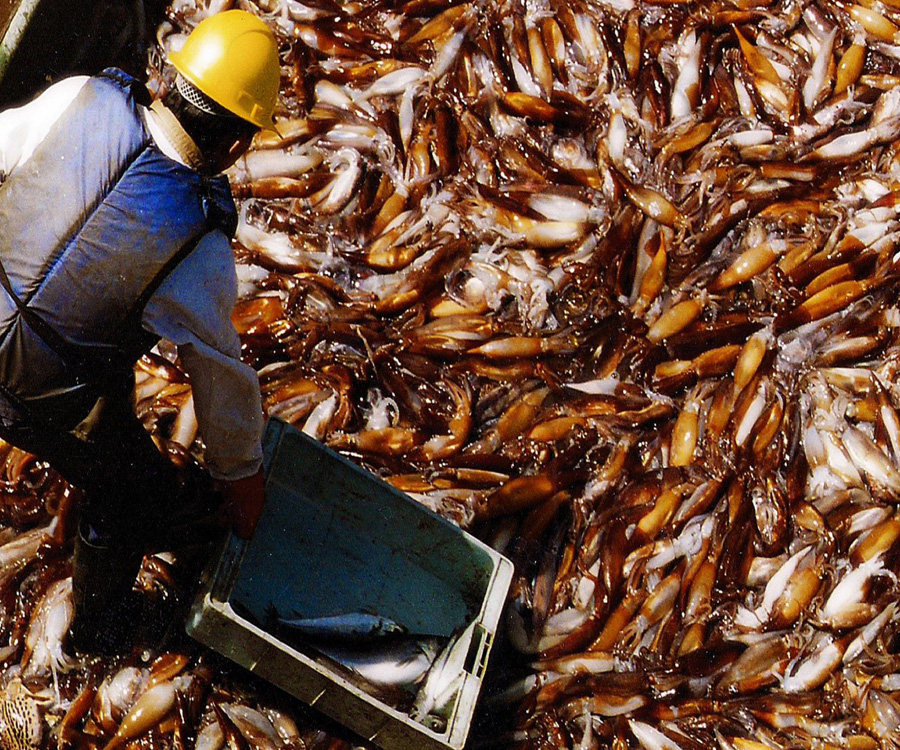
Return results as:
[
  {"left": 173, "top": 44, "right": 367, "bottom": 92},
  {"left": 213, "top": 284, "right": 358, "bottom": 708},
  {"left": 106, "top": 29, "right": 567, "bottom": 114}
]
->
[
  {"left": 6, "top": 0, "right": 900, "bottom": 747},
  {"left": 265, "top": 606, "right": 456, "bottom": 728}
]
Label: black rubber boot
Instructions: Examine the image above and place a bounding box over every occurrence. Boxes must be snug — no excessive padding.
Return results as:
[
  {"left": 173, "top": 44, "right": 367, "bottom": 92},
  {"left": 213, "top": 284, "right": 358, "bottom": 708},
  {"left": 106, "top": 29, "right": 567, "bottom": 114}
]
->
[{"left": 69, "top": 525, "right": 144, "bottom": 655}]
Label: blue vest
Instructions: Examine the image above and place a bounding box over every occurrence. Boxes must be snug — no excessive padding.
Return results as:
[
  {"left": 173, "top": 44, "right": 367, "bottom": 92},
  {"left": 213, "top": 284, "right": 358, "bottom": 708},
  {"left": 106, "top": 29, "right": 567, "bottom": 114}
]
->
[{"left": 0, "top": 69, "right": 237, "bottom": 407}]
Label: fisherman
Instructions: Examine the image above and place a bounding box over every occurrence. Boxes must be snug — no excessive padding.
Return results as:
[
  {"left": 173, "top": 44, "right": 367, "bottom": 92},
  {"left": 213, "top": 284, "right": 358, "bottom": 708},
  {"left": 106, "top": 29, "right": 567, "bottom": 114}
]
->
[{"left": 0, "top": 10, "right": 277, "bottom": 652}]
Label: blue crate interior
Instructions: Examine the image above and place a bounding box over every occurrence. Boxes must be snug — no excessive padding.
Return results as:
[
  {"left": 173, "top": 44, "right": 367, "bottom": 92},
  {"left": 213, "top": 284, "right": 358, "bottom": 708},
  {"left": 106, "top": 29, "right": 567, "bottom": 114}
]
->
[{"left": 230, "top": 419, "right": 497, "bottom": 642}]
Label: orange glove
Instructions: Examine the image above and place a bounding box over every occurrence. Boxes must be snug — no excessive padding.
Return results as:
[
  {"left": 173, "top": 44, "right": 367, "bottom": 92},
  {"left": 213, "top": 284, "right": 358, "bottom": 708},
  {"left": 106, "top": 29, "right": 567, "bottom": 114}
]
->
[{"left": 222, "top": 468, "right": 266, "bottom": 539}]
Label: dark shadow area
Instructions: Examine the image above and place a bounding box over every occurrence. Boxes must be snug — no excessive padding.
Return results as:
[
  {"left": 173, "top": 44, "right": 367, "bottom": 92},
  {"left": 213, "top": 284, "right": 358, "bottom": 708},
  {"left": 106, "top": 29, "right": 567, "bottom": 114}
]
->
[{"left": 0, "top": 0, "right": 168, "bottom": 107}]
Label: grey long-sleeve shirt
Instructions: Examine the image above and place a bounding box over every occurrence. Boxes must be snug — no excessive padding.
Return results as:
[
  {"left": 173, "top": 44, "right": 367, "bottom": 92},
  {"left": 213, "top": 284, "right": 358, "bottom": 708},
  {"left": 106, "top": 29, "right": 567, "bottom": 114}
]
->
[{"left": 0, "top": 76, "right": 263, "bottom": 481}]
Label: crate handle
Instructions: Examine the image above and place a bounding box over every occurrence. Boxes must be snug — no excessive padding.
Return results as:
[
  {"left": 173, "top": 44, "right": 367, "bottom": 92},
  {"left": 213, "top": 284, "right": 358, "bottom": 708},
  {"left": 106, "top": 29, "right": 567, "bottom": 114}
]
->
[{"left": 463, "top": 623, "right": 492, "bottom": 679}]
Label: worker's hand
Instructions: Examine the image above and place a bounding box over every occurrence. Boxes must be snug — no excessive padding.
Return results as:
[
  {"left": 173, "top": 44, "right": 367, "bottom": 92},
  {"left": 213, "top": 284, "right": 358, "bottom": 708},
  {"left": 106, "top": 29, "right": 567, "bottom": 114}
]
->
[{"left": 223, "top": 468, "right": 266, "bottom": 539}]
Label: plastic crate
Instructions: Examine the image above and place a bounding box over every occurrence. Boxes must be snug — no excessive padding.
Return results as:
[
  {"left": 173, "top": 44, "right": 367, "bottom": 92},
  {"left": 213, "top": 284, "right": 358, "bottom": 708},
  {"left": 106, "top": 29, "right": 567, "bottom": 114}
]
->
[{"left": 186, "top": 417, "right": 514, "bottom": 750}]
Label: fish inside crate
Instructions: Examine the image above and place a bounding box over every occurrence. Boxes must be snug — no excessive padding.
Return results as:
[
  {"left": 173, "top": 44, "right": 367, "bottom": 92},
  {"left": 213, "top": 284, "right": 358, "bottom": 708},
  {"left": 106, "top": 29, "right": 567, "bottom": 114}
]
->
[{"left": 186, "top": 417, "right": 513, "bottom": 750}]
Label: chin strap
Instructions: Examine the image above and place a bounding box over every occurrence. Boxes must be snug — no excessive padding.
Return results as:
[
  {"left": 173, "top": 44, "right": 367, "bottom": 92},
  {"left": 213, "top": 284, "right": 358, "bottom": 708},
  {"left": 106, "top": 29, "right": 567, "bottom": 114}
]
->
[{"left": 149, "top": 99, "right": 207, "bottom": 171}]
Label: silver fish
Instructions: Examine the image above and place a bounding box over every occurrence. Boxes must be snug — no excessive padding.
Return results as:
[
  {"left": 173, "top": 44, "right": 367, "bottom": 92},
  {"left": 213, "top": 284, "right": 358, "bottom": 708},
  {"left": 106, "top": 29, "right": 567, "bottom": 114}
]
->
[
  {"left": 312, "top": 637, "right": 446, "bottom": 691},
  {"left": 410, "top": 621, "right": 476, "bottom": 727},
  {"left": 269, "top": 607, "right": 408, "bottom": 643}
]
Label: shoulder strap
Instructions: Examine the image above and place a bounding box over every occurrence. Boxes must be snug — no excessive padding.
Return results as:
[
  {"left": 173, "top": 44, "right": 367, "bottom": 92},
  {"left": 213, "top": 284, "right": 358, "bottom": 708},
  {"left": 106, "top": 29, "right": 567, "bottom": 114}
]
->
[
  {"left": 126, "top": 230, "right": 207, "bottom": 327},
  {"left": 98, "top": 67, "right": 152, "bottom": 107}
]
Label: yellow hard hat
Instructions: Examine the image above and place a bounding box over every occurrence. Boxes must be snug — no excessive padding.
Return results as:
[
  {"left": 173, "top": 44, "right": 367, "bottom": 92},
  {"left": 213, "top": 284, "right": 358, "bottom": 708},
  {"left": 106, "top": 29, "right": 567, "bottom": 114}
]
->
[{"left": 169, "top": 10, "right": 280, "bottom": 130}]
